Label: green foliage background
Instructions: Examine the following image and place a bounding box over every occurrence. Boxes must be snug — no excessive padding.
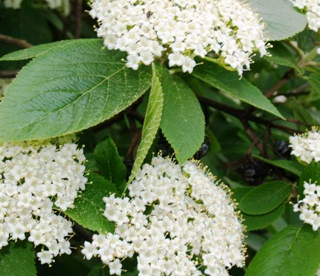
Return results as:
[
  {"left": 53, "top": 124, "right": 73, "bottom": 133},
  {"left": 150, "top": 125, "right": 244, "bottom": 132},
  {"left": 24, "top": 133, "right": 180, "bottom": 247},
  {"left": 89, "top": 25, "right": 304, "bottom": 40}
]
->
[{"left": 0, "top": 0, "right": 320, "bottom": 275}]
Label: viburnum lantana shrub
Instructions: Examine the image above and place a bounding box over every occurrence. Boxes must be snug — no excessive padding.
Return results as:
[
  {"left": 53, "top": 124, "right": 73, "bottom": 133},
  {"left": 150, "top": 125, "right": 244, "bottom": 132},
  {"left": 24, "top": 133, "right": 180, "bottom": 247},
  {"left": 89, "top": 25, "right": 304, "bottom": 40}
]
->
[{"left": 0, "top": 0, "right": 320, "bottom": 275}]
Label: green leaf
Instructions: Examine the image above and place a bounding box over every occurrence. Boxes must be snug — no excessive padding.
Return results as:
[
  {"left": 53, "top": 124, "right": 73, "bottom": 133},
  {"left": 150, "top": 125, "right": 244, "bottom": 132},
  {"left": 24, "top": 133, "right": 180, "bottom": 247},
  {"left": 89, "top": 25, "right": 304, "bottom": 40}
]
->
[
  {"left": 243, "top": 204, "right": 285, "bottom": 231},
  {"left": 160, "top": 69, "right": 205, "bottom": 163},
  {"left": 232, "top": 186, "right": 285, "bottom": 231},
  {"left": 239, "top": 180, "right": 292, "bottom": 215},
  {"left": 264, "top": 41, "right": 300, "bottom": 71},
  {"left": 0, "top": 40, "right": 76, "bottom": 61},
  {"left": 94, "top": 138, "right": 127, "bottom": 193},
  {"left": 65, "top": 173, "right": 116, "bottom": 234},
  {"left": 247, "top": 0, "right": 307, "bottom": 41},
  {"left": 0, "top": 39, "right": 152, "bottom": 142},
  {"left": 245, "top": 225, "right": 320, "bottom": 276},
  {"left": 128, "top": 63, "right": 163, "bottom": 183},
  {"left": 253, "top": 155, "right": 303, "bottom": 176},
  {"left": 192, "top": 61, "right": 284, "bottom": 119},
  {"left": 0, "top": 241, "right": 36, "bottom": 276}
]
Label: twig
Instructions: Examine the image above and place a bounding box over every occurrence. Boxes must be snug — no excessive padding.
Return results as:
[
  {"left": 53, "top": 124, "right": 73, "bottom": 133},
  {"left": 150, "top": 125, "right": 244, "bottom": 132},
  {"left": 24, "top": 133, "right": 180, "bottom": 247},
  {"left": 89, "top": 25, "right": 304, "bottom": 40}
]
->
[
  {"left": 265, "top": 71, "right": 291, "bottom": 99},
  {"left": 241, "top": 119, "right": 264, "bottom": 155},
  {"left": 0, "top": 34, "right": 32, "bottom": 49},
  {"left": 0, "top": 70, "right": 19, "bottom": 78},
  {"left": 198, "top": 96, "right": 299, "bottom": 134},
  {"left": 74, "top": 0, "right": 83, "bottom": 38}
]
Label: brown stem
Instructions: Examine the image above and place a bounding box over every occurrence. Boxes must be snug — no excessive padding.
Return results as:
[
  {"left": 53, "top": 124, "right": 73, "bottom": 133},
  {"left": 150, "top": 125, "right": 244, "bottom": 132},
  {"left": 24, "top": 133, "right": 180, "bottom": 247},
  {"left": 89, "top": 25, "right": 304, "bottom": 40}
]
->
[
  {"left": 0, "top": 70, "right": 19, "bottom": 78},
  {"left": 0, "top": 34, "right": 32, "bottom": 49},
  {"left": 74, "top": 0, "right": 83, "bottom": 39},
  {"left": 198, "top": 96, "right": 299, "bottom": 134},
  {"left": 241, "top": 120, "right": 264, "bottom": 155},
  {"left": 265, "top": 71, "right": 291, "bottom": 99}
]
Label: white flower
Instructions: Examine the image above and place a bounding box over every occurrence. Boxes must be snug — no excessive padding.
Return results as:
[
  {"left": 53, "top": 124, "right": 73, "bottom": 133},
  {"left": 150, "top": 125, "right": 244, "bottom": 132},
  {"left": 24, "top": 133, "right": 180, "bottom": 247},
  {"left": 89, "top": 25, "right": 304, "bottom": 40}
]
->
[
  {"left": 109, "top": 259, "right": 122, "bottom": 275},
  {"left": 289, "top": 127, "right": 320, "bottom": 164},
  {"left": 293, "top": 181, "right": 320, "bottom": 231},
  {"left": 89, "top": 0, "right": 268, "bottom": 75},
  {"left": 0, "top": 137, "right": 87, "bottom": 264},
  {"left": 290, "top": 0, "right": 320, "bottom": 32},
  {"left": 82, "top": 156, "right": 246, "bottom": 275}
]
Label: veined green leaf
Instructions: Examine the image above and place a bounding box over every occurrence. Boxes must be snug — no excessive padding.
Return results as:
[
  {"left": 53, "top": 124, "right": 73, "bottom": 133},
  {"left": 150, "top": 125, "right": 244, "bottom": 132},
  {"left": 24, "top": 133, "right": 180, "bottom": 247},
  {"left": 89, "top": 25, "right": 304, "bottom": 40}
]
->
[
  {"left": 247, "top": 0, "right": 307, "bottom": 41},
  {"left": 0, "top": 39, "right": 152, "bottom": 142},
  {"left": 128, "top": 63, "right": 164, "bottom": 184},
  {"left": 0, "top": 241, "right": 36, "bottom": 276},
  {"left": 65, "top": 173, "right": 116, "bottom": 234},
  {"left": 94, "top": 137, "right": 127, "bottom": 193},
  {"left": 160, "top": 69, "right": 205, "bottom": 163},
  {"left": 245, "top": 225, "right": 320, "bottom": 276},
  {"left": 0, "top": 40, "right": 76, "bottom": 61},
  {"left": 239, "top": 180, "right": 292, "bottom": 215},
  {"left": 243, "top": 204, "right": 285, "bottom": 231},
  {"left": 192, "top": 61, "right": 284, "bottom": 119},
  {"left": 253, "top": 155, "right": 303, "bottom": 176}
]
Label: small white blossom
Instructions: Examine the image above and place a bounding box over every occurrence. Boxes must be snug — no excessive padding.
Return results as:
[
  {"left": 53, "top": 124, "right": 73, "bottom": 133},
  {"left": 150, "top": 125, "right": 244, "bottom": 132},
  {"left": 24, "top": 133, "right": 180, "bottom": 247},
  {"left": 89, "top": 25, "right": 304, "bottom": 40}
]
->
[
  {"left": 290, "top": 0, "right": 320, "bottom": 32},
  {"left": 0, "top": 137, "right": 87, "bottom": 264},
  {"left": 82, "top": 156, "right": 246, "bottom": 275},
  {"left": 89, "top": 0, "right": 268, "bottom": 75},
  {"left": 289, "top": 127, "right": 320, "bottom": 164},
  {"left": 293, "top": 181, "right": 320, "bottom": 231}
]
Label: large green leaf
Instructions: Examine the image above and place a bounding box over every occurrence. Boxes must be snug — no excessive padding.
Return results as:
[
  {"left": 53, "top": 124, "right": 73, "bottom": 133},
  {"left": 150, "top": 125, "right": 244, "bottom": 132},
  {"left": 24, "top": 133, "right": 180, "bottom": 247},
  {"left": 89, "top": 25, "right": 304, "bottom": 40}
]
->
[
  {"left": 0, "top": 40, "right": 76, "bottom": 61},
  {"left": 239, "top": 180, "right": 292, "bottom": 215},
  {"left": 160, "top": 69, "right": 205, "bottom": 163},
  {"left": 128, "top": 64, "right": 163, "bottom": 183},
  {"left": 192, "top": 61, "right": 284, "bottom": 119},
  {"left": 243, "top": 204, "right": 285, "bottom": 231},
  {"left": 247, "top": 0, "right": 307, "bottom": 41},
  {"left": 0, "top": 39, "right": 152, "bottom": 142},
  {"left": 232, "top": 186, "right": 286, "bottom": 231},
  {"left": 65, "top": 173, "right": 116, "bottom": 234},
  {"left": 94, "top": 137, "right": 127, "bottom": 193},
  {"left": 245, "top": 225, "right": 320, "bottom": 276},
  {"left": 0, "top": 241, "right": 36, "bottom": 276},
  {"left": 253, "top": 155, "right": 303, "bottom": 176}
]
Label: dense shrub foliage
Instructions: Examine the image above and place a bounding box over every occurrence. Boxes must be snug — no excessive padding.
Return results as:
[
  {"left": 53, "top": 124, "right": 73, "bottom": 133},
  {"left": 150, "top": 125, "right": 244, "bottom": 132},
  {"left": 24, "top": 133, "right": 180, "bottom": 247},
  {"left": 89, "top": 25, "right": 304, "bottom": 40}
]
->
[{"left": 0, "top": 0, "right": 319, "bottom": 275}]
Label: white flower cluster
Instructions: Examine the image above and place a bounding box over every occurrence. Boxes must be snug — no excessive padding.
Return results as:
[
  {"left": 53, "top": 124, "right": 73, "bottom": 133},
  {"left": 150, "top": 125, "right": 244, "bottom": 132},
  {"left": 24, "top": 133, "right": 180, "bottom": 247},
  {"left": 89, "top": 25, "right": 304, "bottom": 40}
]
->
[
  {"left": 82, "top": 156, "right": 245, "bottom": 276},
  {"left": 89, "top": 0, "right": 268, "bottom": 75},
  {"left": 290, "top": 0, "right": 320, "bottom": 32},
  {"left": 0, "top": 139, "right": 87, "bottom": 264},
  {"left": 293, "top": 182, "right": 320, "bottom": 231},
  {"left": 289, "top": 127, "right": 320, "bottom": 164},
  {"left": 3, "top": 0, "right": 70, "bottom": 15}
]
